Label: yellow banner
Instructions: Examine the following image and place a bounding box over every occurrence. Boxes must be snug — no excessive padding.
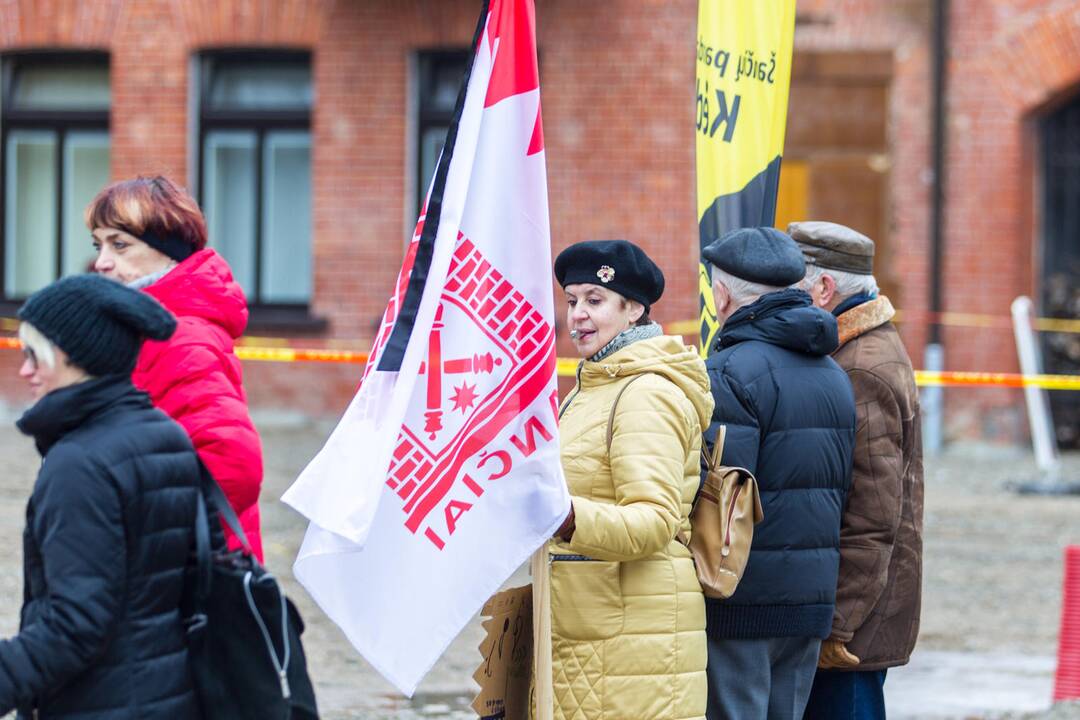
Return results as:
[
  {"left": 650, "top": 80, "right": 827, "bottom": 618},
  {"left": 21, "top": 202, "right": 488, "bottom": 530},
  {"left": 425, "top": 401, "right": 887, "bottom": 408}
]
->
[{"left": 696, "top": 0, "right": 796, "bottom": 353}]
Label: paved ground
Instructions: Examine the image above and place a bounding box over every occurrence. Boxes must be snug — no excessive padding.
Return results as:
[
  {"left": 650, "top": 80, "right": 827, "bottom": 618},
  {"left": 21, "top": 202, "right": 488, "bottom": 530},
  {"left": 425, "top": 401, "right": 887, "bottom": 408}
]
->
[{"left": 1, "top": 408, "right": 1080, "bottom": 719}]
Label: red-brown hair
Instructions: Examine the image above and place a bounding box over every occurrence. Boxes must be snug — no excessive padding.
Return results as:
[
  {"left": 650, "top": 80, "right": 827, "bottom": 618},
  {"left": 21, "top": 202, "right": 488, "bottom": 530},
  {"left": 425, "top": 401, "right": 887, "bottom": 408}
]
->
[{"left": 85, "top": 175, "right": 208, "bottom": 251}]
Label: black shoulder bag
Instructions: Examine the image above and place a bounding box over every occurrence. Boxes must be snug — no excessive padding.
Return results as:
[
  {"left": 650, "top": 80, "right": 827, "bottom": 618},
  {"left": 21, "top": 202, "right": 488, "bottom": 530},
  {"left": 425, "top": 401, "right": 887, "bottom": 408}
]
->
[{"left": 183, "top": 464, "right": 319, "bottom": 720}]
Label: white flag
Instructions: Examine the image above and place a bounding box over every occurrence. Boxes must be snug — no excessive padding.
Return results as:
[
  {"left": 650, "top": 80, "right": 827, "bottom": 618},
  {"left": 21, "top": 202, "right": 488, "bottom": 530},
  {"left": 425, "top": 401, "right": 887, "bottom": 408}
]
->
[{"left": 281, "top": 0, "right": 569, "bottom": 696}]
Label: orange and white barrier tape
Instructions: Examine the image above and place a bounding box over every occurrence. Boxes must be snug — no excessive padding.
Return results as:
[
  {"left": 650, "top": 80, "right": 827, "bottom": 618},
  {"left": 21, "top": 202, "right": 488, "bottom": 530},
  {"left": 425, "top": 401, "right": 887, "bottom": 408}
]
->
[
  {"left": 1, "top": 337, "right": 1078, "bottom": 390},
  {"left": 666, "top": 310, "right": 1080, "bottom": 337},
  {"left": 4, "top": 308, "right": 1080, "bottom": 341},
  {"left": 236, "top": 346, "right": 369, "bottom": 364},
  {"left": 912, "top": 370, "right": 1080, "bottom": 392}
]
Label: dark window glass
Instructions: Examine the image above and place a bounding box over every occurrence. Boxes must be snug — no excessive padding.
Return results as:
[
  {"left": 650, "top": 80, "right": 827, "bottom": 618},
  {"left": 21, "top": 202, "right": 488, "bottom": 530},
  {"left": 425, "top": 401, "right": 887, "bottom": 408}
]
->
[
  {"left": 199, "top": 52, "right": 312, "bottom": 305},
  {"left": 206, "top": 59, "right": 312, "bottom": 112},
  {"left": 1, "top": 54, "right": 110, "bottom": 299},
  {"left": 416, "top": 51, "right": 469, "bottom": 216}
]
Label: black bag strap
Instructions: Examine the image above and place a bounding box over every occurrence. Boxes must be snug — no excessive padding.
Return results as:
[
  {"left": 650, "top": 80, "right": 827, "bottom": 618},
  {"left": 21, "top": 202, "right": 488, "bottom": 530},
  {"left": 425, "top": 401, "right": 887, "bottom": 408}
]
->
[
  {"left": 192, "top": 461, "right": 257, "bottom": 601},
  {"left": 193, "top": 490, "right": 213, "bottom": 601},
  {"left": 199, "top": 462, "right": 253, "bottom": 552}
]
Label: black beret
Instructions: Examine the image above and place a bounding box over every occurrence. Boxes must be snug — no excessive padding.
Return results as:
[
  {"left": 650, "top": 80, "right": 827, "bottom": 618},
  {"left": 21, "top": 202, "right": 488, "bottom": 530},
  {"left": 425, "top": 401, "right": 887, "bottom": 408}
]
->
[
  {"left": 19, "top": 274, "right": 177, "bottom": 376},
  {"left": 702, "top": 226, "right": 806, "bottom": 287},
  {"left": 788, "top": 221, "right": 875, "bottom": 275},
  {"left": 554, "top": 239, "right": 665, "bottom": 309}
]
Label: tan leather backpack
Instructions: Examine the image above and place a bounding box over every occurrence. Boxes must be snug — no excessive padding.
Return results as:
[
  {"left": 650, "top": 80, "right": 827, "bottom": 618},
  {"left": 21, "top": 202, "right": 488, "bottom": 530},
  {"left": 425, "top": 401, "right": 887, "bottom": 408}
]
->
[
  {"left": 685, "top": 425, "right": 763, "bottom": 599},
  {"left": 606, "top": 375, "right": 763, "bottom": 600}
]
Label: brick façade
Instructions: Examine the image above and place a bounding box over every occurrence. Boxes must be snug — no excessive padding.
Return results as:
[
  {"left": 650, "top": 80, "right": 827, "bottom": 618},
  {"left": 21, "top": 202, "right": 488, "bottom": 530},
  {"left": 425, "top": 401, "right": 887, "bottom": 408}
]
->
[{"left": 0, "top": 0, "right": 1076, "bottom": 443}]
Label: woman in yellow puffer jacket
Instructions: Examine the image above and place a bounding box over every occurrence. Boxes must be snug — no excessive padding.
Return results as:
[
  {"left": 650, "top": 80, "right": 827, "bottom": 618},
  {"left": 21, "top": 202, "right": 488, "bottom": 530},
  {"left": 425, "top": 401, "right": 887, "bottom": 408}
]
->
[{"left": 540, "top": 240, "right": 714, "bottom": 720}]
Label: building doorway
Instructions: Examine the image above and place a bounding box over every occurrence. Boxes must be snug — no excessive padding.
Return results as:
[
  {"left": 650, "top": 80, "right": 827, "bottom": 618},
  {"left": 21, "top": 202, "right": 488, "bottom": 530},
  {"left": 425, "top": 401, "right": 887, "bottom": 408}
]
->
[{"left": 1040, "top": 93, "right": 1080, "bottom": 448}]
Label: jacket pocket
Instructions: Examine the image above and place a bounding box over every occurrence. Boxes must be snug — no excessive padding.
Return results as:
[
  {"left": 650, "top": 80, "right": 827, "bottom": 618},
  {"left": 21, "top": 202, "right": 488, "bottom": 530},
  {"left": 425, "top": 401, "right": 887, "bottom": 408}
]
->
[{"left": 549, "top": 554, "right": 624, "bottom": 641}]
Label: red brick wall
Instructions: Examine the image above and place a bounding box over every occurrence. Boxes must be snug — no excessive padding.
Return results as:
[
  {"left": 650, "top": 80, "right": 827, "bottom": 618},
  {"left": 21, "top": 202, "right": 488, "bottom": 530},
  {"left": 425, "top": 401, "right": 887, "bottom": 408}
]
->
[
  {"left": 940, "top": 0, "right": 1080, "bottom": 438},
  {"left": 541, "top": 0, "right": 699, "bottom": 335},
  {"left": 792, "top": 0, "right": 938, "bottom": 408},
  {"left": 0, "top": 0, "right": 1077, "bottom": 440},
  {"left": 793, "top": 0, "right": 1080, "bottom": 441}
]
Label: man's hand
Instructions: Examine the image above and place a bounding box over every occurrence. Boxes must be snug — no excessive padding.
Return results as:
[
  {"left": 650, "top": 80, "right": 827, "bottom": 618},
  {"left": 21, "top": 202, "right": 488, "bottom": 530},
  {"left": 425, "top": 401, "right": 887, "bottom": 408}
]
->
[{"left": 818, "top": 638, "right": 860, "bottom": 669}]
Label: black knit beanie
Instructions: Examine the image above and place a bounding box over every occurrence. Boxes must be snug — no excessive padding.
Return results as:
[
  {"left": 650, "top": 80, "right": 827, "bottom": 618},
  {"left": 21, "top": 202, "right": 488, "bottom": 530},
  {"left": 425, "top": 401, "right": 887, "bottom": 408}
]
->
[{"left": 18, "top": 274, "right": 177, "bottom": 376}]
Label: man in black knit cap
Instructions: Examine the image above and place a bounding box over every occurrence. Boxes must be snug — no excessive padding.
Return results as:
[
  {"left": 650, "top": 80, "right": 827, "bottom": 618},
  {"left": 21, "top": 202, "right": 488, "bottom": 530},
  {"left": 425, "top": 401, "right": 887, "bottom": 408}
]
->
[{"left": 0, "top": 273, "right": 206, "bottom": 719}]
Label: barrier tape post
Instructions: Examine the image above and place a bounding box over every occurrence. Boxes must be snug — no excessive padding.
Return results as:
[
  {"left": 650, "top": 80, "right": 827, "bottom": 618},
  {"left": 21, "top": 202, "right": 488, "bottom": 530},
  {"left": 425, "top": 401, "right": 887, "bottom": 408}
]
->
[
  {"left": 1010, "top": 297, "right": 1079, "bottom": 494},
  {"left": 1013, "top": 297, "right": 1061, "bottom": 475}
]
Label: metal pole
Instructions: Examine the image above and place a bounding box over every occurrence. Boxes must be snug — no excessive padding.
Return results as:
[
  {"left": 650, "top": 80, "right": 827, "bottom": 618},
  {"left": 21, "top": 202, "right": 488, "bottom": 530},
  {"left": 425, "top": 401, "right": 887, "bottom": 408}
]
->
[
  {"left": 922, "top": 0, "right": 949, "bottom": 454},
  {"left": 922, "top": 344, "right": 944, "bottom": 455}
]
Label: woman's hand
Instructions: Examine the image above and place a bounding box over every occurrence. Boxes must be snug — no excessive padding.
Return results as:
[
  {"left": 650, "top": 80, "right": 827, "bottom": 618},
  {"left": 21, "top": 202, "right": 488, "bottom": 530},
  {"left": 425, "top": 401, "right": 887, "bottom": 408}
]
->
[{"left": 554, "top": 503, "right": 576, "bottom": 542}]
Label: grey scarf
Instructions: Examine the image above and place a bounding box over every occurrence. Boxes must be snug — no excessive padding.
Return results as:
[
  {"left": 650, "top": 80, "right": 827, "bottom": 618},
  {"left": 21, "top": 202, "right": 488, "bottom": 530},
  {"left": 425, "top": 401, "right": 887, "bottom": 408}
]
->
[
  {"left": 126, "top": 263, "right": 177, "bottom": 291},
  {"left": 589, "top": 322, "right": 663, "bottom": 362}
]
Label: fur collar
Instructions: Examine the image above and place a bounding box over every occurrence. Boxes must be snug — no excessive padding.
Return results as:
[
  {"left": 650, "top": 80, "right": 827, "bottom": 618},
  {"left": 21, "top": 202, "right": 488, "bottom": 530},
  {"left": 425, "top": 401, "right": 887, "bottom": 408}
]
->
[{"left": 836, "top": 295, "right": 896, "bottom": 347}]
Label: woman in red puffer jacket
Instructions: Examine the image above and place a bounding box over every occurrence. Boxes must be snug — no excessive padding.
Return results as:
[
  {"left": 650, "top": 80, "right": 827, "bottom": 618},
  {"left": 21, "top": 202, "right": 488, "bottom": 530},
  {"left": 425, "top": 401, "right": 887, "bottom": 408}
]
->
[{"left": 85, "top": 175, "right": 264, "bottom": 560}]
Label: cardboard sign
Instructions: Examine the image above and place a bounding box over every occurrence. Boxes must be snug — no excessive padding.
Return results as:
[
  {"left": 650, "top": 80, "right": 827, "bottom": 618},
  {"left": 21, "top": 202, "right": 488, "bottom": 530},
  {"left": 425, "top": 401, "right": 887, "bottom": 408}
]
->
[{"left": 472, "top": 584, "right": 533, "bottom": 719}]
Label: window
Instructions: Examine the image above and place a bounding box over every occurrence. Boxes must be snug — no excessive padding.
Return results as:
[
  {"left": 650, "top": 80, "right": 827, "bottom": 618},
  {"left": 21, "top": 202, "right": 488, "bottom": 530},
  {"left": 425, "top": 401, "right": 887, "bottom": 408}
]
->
[
  {"left": 198, "top": 51, "right": 312, "bottom": 307},
  {"left": 1, "top": 53, "right": 110, "bottom": 300},
  {"left": 416, "top": 51, "right": 470, "bottom": 217}
]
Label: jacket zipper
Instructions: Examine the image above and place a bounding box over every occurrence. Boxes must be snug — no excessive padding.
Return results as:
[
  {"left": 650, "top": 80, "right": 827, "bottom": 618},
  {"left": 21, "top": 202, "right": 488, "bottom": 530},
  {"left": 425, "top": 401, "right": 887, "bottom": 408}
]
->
[{"left": 549, "top": 553, "right": 596, "bottom": 563}]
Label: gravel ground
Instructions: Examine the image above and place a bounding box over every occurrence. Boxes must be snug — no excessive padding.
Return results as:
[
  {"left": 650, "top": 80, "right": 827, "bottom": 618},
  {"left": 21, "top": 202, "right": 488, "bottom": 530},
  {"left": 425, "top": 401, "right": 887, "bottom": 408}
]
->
[{"left": 1, "top": 411, "right": 1079, "bottom": 719}]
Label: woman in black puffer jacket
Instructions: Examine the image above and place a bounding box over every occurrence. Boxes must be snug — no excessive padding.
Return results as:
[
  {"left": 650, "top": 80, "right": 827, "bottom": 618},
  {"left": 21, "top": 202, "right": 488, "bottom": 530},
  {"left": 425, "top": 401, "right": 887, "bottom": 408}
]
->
[{"left": 0, "top": 274, "right": 202, "bottom": 719}]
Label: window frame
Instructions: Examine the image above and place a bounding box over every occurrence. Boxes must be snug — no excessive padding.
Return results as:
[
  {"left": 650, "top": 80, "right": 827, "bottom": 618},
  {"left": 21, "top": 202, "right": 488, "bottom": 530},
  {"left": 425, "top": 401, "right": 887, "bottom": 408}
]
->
[
  {"left": 196, "top": 49, "right": 322, "bottom": 327},
  {"left": 0, "top": 50, "right": 110, "bottom": 303},
  {"left": 414, "top": 49, "right": 470, "bottom": 218}
]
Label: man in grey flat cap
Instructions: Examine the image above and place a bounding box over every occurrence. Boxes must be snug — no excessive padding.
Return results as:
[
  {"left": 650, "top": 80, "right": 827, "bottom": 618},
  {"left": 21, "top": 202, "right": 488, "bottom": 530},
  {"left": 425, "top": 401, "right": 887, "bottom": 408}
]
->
[
  {"left": 701, "top": 226, "right": 856, "bottom": 720},
  {"left": 791, "top": 221, "right": 924, "bottom": 720}
]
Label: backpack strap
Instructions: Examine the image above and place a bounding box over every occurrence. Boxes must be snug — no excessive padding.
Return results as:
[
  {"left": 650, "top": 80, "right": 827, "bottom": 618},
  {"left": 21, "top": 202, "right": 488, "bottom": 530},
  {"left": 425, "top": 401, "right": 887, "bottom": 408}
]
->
[
  {"left": 703, "top": 424, "right": 727, "bottom": 473},
  {"left": 677, "top": 425, "right": 727, "bottom": 547},
  {"left": 605, "top": 373, "right": 652, "bottom": 452},
  {"left": 605, "top": 373, "right": 723, "bottom": 549}
]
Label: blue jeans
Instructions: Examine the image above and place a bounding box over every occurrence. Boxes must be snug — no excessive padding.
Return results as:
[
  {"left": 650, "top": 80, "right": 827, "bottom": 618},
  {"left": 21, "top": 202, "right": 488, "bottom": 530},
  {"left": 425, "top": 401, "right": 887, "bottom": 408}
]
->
[{"left": 803, "top": 669, "right": 887, "bottom": 720}]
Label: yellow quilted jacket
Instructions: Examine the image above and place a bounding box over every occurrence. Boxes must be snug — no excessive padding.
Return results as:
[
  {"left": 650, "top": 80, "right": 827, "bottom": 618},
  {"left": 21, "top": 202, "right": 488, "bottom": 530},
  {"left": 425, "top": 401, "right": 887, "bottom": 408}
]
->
[{"left": 545, "top": 334, "right": 713, "bottom": 720}]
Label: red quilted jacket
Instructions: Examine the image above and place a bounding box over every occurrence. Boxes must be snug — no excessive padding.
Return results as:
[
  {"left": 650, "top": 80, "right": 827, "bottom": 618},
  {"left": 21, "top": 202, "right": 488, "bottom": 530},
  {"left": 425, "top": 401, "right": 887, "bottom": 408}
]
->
[{"left": 132, "top": 249, "right": 264, "bottom": 561}]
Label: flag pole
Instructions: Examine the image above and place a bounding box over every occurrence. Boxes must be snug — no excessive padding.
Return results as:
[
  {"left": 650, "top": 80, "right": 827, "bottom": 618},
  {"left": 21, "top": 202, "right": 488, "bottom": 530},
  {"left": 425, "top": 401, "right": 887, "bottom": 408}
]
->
[{"left": 531, "top": 548, "right": 554, "bottom": 720}]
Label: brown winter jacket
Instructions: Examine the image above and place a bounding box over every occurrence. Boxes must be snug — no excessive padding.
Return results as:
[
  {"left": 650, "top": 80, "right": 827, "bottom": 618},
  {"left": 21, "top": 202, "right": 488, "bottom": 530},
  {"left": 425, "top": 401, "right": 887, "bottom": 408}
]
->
[{"left": 830, "top": 295, "right": 924, "bottom": 671}]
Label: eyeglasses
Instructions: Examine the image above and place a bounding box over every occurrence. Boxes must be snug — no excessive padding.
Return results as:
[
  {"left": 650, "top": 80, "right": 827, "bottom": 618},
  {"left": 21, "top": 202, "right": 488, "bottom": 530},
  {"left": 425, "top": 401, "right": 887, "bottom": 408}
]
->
[{"left": 21, "top": 346, "right": 38, "bottom": 371}]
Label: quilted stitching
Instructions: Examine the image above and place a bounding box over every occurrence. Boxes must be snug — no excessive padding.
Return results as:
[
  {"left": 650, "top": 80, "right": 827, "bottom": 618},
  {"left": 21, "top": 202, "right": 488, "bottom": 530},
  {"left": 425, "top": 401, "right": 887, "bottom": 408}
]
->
[
  {"left": 553, "top": 639, "right": 603, "bottom": 720},
  {"left": 549, "top": 336, "right": 710, "bottom": 720}
]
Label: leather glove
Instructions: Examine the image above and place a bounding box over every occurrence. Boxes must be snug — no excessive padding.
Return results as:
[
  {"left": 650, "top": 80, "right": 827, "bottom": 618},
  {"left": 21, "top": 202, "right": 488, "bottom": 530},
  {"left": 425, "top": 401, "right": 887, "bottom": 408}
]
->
[
  {"left": 817, "top": 638, "right": 860, "bottom": 670},
  {"left": 554, "top": 504, "right": 575, "bottom": 542}
]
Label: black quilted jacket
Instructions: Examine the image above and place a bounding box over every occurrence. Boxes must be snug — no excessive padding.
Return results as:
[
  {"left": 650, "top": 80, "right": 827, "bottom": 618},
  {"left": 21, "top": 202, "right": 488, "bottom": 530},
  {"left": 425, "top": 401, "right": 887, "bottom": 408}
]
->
[
  {"left": 704, "top": 289, "right": 856, "bottom": 640},
  {"left": 0, "top": 376, "right": 202, "bottom": 719}
]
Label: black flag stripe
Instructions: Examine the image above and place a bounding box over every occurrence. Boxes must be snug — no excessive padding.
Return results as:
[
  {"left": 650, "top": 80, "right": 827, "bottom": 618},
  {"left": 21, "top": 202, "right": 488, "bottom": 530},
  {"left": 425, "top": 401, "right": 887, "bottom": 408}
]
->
[{"left": 377, "top": 0, "right": 491, "bottom": 372}]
